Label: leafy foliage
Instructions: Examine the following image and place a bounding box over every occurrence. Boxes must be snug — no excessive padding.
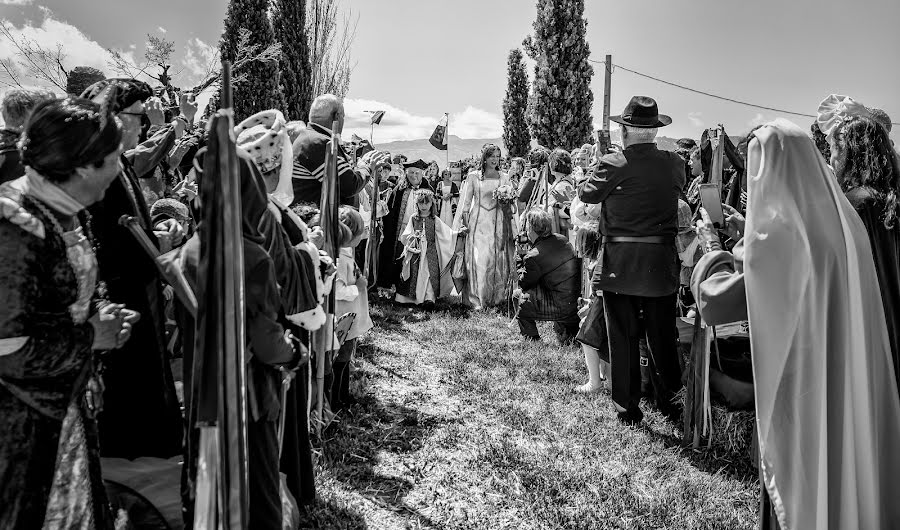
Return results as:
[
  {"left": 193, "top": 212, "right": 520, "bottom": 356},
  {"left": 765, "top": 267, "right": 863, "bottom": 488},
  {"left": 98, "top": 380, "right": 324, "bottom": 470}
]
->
[
  {"left": 66, "top": 66, "right": 105, "bottom": 96},
  {"left": 524, "top": 0, "right": 595, "bottom": 150},
  {"left": 273, "top": 0, "right": 313, "bottom": 121},
  {"left": 219, "top": 0, "right": 284, "bottom": 120},
  {"left": 502, "top": 48, "right": 531, "bottom": 158}
]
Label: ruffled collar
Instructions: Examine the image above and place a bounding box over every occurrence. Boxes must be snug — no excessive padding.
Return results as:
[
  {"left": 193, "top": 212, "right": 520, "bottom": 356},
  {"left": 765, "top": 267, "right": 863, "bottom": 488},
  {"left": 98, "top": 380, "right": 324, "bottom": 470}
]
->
[{"left": 14, "top": 168, "right": 86, "bottom": 216}]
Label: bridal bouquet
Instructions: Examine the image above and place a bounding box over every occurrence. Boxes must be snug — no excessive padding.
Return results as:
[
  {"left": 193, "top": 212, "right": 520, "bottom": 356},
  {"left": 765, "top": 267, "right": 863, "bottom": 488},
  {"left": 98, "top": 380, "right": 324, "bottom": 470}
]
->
[
  {"left": 492, "top": 184, "right": 517, "bottom": 206},
  {"left": 493, "top": 184, "right": 517, "bottom": 248}
]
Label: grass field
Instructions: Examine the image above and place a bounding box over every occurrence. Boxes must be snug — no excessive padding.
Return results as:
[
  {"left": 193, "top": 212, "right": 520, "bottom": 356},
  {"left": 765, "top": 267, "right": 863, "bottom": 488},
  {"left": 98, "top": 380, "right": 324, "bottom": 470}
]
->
[{"left": 298, "top": 299, "right": 759, "bottom": 530}]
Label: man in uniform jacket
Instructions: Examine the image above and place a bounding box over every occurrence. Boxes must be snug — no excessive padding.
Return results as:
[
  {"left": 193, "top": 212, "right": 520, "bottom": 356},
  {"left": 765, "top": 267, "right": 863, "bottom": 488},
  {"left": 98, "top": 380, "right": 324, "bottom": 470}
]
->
[
  {"left": 290, "top": 94, "right": 388, "bottom": 208},
  {"left": 515, "top": 208, "right": 581, "bottom": 342},
  {"left": 578, "top": 96, "right": 685, "bottom": 425}
]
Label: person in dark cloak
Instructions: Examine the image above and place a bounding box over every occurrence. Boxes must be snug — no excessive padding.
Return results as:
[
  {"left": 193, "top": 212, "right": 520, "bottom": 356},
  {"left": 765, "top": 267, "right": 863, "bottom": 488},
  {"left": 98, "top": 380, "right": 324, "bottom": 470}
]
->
[
  {"left": 829, "top": 114, "right": 900, "bottom": 396},
  {"left": 376, "top": 158, "right": 434, "bottom": 290},
  {"left": 80, "top": 79, "right": 193, "bottom": 459}
]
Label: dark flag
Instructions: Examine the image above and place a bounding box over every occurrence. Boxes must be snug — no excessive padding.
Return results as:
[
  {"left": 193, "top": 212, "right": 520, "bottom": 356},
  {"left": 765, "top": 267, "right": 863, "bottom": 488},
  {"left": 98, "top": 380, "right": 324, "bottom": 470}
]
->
[
  {"left": 429, "top": 113, "right": 448, "bottom": 151},
  {"left": 370, "top": 110, "right": 385, "bottom": 125},
  {"left": 192, "top": 61, "right": 250, "bottom": 530}
]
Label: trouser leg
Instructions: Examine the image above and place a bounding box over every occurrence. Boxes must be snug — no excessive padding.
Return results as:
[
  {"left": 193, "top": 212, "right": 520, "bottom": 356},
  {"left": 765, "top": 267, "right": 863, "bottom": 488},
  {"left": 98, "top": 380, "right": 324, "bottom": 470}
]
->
[
  {"left": 552, "top": 319, "right": 581, "bottom": 345},
  {"left": 640, "top": 293, "right": 682, "bottom": 414},
  {"left": 516, "top": 299, "right": 540, "bottom": 339},
  {"left": 248, "top": 418, "right": 282, "bottom": 529},
  {"left": 603, "top": 292, "right": 642, "bottom": 414}
]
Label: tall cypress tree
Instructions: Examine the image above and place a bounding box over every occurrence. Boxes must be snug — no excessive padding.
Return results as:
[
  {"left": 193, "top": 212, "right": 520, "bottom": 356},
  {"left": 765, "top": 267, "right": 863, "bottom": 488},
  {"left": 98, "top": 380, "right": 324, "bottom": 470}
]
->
[
  {"left": 219, "top": 0, "right": 283, "bottom": 120},
  {"left": 273, "top": 0, "right": 312, "bottom": 121},
  {"left": 523, "top": 0, "right": 594, "bottom": 149},
  {"left": 502, "top": 48, "right": 531, "bottom": 158}
]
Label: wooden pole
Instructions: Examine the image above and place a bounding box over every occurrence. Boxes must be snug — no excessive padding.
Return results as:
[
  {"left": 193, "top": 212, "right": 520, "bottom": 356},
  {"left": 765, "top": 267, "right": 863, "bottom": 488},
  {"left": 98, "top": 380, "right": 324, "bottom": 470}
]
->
[
  {"left": 445, "top": 113, "right": 450, "bottom": 169},
  {"left": 602, "top": 54, "right": 612, "bottom": 132}
]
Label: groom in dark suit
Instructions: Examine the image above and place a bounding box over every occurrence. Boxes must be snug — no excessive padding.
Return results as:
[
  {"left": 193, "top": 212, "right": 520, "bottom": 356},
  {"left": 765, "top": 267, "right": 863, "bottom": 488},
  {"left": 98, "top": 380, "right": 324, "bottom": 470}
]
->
[{"left": 578, "top": 96, "right": 686, "bottom": 425}]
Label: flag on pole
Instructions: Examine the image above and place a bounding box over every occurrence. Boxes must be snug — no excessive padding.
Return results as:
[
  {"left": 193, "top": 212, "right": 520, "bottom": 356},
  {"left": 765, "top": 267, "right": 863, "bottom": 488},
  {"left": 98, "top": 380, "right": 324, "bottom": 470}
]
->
[
  {"left": 429, "top": 113, "right": 448, "bottom": 151},
  {"left": 370, "top": 110, "right": 385, "bottom": 125}
]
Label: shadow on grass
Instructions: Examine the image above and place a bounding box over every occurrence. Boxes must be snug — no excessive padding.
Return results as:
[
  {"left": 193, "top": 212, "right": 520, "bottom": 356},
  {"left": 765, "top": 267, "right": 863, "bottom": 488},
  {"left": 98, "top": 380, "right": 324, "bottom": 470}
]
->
[
  {"left": 638, "top": 422, "right": 757, "bottom": 482},
  {"left": 304, "top": 364, "right": 448, "bottom": 529},
  {"left": 297, "top": 499, "right": 369, "bottom": 530}
]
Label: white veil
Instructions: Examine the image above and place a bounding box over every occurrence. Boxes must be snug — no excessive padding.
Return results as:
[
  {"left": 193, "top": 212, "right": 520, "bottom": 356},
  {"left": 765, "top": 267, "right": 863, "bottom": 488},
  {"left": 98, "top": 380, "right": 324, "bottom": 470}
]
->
[{"left": 744, "top": 119, "right": 900, "bottom": 529}]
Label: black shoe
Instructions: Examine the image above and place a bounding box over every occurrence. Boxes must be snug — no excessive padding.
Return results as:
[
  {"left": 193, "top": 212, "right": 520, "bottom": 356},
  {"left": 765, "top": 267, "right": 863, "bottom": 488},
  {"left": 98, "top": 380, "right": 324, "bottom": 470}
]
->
[{"left": 617, "top": 408, "right": 644, "bottom": 426}]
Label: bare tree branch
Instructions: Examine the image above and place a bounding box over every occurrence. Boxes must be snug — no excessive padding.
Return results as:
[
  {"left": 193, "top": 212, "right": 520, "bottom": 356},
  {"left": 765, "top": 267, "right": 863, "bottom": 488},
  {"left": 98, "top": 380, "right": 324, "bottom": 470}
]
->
[
  {"left": 0, "top": 57, "right": 22, "bottom": 88},
  {"left": 189, "top": 28, "right": 281, "bottom": 95},
  {"left": 0, "top": 20, "right": 69, "bottom": 91},
  {"left": 305, "top": 0, "right": 356, "bottom": 98}
]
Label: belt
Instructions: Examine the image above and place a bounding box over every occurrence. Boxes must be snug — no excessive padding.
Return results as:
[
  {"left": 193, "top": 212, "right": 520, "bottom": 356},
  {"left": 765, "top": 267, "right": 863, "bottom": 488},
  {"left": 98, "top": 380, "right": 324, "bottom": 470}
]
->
[{"left": 604, "top": 235, "right": 672, "bottom": 244}]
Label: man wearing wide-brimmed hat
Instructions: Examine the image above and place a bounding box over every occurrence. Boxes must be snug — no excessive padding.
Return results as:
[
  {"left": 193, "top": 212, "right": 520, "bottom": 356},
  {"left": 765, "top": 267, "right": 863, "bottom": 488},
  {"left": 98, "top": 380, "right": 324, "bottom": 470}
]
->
[{"left": 578, "top": 96, "right": 685, "bottom": 425}]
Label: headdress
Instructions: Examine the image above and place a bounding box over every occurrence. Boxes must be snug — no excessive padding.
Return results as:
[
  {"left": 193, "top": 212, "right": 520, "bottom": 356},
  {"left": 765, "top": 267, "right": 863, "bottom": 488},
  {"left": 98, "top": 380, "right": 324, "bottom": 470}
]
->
[
  {"left": 816, "top": 94, "right": 874, "bottom": 140},
  {"left": 403, "top": 158, "right": 429, "bottom": 170},
  {"left": 234, "top": 109, "right": 294, "bottom": 206}
]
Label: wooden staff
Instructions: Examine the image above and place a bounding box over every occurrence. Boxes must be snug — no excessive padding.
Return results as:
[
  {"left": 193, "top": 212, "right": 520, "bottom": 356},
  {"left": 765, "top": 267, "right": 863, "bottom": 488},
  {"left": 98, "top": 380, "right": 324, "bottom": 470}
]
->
[
  {"left": 363, "top": 159, "right": 379, "bottom": 280},
  {"left": 313, "top": 120, "right": 341, "bottom": 436}
]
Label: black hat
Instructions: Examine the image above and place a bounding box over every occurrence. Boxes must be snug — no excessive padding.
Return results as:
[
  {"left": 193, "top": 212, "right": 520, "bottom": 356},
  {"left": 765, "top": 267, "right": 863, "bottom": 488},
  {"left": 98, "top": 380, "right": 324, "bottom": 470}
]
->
[
  {"left": 403, "top": 158, "right": 428, "bottom": 170},
  {"left": 80, "top": 78, "right": 154, "bottom": 113},
  {"left": 610, "top": 96, "right": 671, "bottom": 128}
]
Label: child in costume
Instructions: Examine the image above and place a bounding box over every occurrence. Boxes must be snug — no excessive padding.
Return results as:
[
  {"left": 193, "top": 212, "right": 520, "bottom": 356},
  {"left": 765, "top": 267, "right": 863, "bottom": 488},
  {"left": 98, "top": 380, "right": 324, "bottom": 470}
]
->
[
  {"left": 437, "top": 168, "right": 460, "bottom": 227},
  {"left": 395, "top": 189, "right": 460, "bottom": 305},
  {"left": 333, "top": 207, "right": 373, "bottom": 410}
]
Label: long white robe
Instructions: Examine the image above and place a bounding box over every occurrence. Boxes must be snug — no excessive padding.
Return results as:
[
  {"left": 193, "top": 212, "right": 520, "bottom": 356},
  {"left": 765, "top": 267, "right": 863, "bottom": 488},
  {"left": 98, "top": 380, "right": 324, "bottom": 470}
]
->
[
  {"left": 745, "top": 119, "right": 900, "bottom": 530},
  {"left": 395, "top": 215, "right": 456, "bottom": 304}
]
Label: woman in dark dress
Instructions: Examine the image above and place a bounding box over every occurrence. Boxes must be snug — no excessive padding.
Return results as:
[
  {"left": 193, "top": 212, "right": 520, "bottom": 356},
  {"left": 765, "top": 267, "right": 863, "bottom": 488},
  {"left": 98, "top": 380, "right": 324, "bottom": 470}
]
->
[
  {"left": 0, "top": 97, "right": 136, "bottom": 529},
  {"left": 831, "top": 115, "right": 900, "bottom": 395}
]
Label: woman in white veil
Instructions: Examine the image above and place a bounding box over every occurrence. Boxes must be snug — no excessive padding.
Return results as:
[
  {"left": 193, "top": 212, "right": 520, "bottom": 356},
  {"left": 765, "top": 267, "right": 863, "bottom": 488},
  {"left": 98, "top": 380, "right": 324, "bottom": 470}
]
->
[{"left": 693, "top": 118, "right": 900, "bottom": 529}]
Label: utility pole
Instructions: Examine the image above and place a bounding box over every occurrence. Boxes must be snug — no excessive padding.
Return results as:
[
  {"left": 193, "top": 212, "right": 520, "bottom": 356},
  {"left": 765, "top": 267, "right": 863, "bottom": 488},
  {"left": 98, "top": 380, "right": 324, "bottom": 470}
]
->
[{"left": 602, "top": 54, "right": 612, "bottom": 131}]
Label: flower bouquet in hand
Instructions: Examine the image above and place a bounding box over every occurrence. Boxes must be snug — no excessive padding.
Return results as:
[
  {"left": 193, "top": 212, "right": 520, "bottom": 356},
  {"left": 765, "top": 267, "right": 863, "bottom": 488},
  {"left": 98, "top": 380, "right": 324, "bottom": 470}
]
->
[
  {"left": 492, "top": 184, "right": 517, "bottom": 206},
  {"left": 493, "top": 183, "right": 517, "bottom": 248}
]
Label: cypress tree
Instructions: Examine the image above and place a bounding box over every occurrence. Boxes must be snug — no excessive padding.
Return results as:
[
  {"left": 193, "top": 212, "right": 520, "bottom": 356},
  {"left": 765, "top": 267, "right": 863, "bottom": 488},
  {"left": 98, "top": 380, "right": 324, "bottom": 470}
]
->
[
  {"left": 523, "top": 0, "right": 594, "bottom": 149},
  {"left": 502, "top": 48, "right": 531, "bottom": 158},
  {"left": 273, "top": 0, "right": 312, "bottom": 121},
  {"left": 219, "top": 0, "right": 283, "bottom": 120}
]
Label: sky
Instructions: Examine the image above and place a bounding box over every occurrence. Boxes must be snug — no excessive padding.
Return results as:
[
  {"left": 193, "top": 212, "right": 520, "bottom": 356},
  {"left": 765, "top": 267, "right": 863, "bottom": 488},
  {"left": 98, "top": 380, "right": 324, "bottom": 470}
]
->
[{"left": 1, "top": 0, "right": 898, "bottom": 143}]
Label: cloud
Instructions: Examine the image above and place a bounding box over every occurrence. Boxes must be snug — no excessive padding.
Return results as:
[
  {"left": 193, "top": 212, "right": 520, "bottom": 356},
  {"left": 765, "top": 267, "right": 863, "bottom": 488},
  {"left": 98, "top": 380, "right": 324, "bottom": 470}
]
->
[
  {"left": 181, "top": 37, "right": 217, "bottom": 86},
  {"left": 747, "top": 113, "right": 768, "bottom": 127},
  {"left": 157, "top": 26, "right": 167, "bottom": 34},
  {"left": 342, "top": 98, "right": 504, "bottom": 142},
  {"left": 0, "top": 0, "right": 33, "bottom": 5},
  {"left": 688, "top": 111, "right": 705, "bottom": 128},
  {"left": 0, "top": 14, "right": 110, "bottom": 90}
]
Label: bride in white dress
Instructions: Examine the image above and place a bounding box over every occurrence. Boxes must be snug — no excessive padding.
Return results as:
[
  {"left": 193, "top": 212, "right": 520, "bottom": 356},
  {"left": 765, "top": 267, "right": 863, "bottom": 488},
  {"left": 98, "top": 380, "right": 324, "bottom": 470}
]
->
[{"left": 453, "top": 144, "right": 517, "bottom": 309}]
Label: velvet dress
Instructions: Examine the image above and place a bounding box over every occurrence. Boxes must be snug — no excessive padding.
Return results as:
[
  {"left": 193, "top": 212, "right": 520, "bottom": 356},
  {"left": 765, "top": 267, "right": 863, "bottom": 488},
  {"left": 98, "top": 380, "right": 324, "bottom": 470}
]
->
[{"left": 0, "top": 183, "right": 113, "bottom": 529}]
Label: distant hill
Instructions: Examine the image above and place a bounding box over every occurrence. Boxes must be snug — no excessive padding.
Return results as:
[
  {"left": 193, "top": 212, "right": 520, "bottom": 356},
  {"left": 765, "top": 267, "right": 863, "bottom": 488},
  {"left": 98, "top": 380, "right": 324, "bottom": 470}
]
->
[
  {"left": 374, "top": 135, "right": 505, "bottom": 166},
  {"left": 375, "top": 133, "right": 746, "bottom": 166}
]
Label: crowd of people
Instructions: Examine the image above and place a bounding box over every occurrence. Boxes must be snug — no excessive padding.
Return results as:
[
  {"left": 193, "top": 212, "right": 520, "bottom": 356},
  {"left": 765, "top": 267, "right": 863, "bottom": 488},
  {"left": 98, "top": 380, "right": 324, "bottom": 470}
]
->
[{"left": 0, "top": 78, "right": 898, "bottom": 530}]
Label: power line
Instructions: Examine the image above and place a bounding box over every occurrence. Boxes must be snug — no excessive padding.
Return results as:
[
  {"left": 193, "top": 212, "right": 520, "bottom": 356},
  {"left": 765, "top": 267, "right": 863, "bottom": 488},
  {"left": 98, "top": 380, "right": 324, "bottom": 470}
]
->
[{"left": 588, "top": 58, "right": 900, "bottom": 126}]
